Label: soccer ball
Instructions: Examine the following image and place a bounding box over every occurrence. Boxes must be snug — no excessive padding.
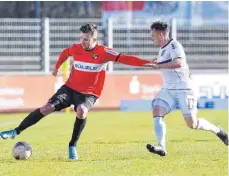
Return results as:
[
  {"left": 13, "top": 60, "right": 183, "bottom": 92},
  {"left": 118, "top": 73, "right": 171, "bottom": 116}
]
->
[{"left": 12, "top": 141, "right": 32, "bottom": 160}]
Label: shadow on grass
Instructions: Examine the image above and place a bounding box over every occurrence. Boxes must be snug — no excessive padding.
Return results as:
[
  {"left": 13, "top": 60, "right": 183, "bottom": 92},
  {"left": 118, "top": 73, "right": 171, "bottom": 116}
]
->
[
  {"left": 1, "top": 154, "right": 166, "bottom": 163},
  {"left": 169, "top": 139, "right": 217, "bottom": 143},
  {"left": 93, "top": 140, "right": 148, "bottom": 144}
]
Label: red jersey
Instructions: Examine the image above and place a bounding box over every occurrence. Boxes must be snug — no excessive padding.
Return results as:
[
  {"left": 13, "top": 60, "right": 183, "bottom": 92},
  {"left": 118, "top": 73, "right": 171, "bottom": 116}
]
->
[{"left": 55, "top": 44, "right": 150, "bottom": 97}]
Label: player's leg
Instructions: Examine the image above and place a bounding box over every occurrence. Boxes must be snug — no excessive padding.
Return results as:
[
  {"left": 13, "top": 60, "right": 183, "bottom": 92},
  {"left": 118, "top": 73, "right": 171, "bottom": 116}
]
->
[
  {"left": 147, "top": 89, "right": 176, "bottom": 156},
  {"left": 68, "top": 93, "right": 97, "bottom": 160},
  {"left": 0, "top": 103, "right": 55, "bottom": 139},
  {"left": 178, "top": 90, "right": 228, "bottom": 146},
  {"left": 0, "top": 85, "right": 72, "bottom": 139}
]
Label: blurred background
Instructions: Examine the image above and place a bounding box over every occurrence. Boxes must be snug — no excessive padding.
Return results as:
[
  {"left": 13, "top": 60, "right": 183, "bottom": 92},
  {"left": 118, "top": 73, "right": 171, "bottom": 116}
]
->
[{"left": 0, "top": 1, "right": 228, "bottom": 113}]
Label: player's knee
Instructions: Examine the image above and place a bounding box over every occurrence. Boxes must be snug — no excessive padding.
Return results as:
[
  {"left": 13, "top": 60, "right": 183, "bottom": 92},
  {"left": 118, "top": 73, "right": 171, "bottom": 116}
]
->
[
  {"left": 40, "top": 103, "right": 55, "bottom": 116},
  {"left": 76, "top": 104, "right": 88, "bottom": 119},
  {"left": 153, "top": 106, "right": 166, "bottom": 117},
  {"left": 185, "top": 117, "right": 198, "bottom": 129},
  {"left": 187, "top": 123, "right": 197, "bottom": 129}
]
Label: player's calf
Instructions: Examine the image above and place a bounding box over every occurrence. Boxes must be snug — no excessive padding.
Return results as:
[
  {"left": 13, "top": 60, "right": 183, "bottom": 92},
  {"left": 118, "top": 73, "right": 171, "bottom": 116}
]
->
[{"left": 13, "top": 107, "right": 47, "bottom": 136}]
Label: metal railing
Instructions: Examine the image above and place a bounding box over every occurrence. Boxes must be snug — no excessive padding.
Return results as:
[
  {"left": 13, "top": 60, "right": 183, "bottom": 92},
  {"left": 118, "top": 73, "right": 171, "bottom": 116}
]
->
[
  {"left": 0, "top": 18, "right": 227, "bottom": 74},
  {"left": 108, "top": 18, "right": 228, "bottom": 71}
]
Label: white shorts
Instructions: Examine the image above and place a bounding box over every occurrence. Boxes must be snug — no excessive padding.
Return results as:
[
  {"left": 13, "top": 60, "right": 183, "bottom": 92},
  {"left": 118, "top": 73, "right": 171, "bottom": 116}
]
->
[{"left": 152, "top": 88, "right": 198, "bottom": 118}]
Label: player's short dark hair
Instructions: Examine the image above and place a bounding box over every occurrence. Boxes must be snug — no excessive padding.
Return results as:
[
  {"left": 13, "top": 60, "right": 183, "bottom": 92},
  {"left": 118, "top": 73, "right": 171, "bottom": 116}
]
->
[
  {"left": 80, "top": 23, "right": 98, "bottom": 36},
  {"left": 150, "top": 21, "right": 169, "bottom": 31}
]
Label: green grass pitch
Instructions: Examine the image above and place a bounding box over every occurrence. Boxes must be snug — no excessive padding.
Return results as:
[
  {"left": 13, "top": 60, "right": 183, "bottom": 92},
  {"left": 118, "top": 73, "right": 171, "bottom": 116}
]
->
[{"left": 0, "top": 110, "right": 228, "bottom": 176}]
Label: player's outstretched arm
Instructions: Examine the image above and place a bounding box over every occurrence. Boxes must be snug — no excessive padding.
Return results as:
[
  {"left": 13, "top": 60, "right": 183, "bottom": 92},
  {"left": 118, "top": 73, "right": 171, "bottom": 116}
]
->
[
  {"left": 158, "top": 58, "right": 182, "bottom": 69},
  {"left": 52, "top": 48, "right": 70, "bottom": 76},
  {"left": 116, "top": 54, "right": 150, "bottom": 66},
  {"left": 145, "top": 58, "right": 182, "bottom": 69},
  {"left": 104, "top": 48, "right": 149, "bottom": 67}
]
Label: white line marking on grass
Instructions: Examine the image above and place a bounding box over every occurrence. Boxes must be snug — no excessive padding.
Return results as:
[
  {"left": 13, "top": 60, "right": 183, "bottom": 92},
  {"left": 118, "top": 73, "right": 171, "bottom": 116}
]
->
[
  {"left": 0, "top": 120, "right": 22, "bottom": 127},
  {"left": 0, "top": 112, "right": 71, "bottom": 127}
]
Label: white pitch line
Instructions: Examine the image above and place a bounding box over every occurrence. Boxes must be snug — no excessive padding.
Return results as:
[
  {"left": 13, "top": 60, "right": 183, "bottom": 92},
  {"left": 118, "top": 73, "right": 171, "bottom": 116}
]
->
[
  {"left": 0, "top": 112, "right": 72, "bottom": 127},
  {"left": 0, "top": 120, "right": 22, "bottom": 127}
]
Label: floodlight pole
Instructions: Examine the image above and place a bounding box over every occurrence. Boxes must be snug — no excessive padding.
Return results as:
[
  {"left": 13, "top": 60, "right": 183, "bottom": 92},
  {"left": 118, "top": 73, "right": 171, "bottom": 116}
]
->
[
  {"left": 107, "top": 18, "right": 114, "bottom": 72},
  {"left": 172, "top": 18, "right": 177, "bottom": 40},
  {"left": 44, "top": 18, "right": 50, "bottom": 74}
]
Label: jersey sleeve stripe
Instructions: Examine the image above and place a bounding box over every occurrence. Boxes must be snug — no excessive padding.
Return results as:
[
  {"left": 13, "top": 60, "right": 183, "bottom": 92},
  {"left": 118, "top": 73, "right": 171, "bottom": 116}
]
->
[
  {"left": 161, "top": 39, "right": 173, "bottom": 49},
  {"left": 157, "top": 59, "right": 172, "bottom": 65},
  {"left": 115, "top": 54, "right": 121, "bottom": 62}
]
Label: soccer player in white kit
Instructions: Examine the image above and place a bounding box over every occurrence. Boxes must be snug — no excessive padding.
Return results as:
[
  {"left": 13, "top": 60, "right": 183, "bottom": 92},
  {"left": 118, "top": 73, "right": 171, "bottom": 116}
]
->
[{"left": 145, "top": 21, "right": 228, "bottom": 156}]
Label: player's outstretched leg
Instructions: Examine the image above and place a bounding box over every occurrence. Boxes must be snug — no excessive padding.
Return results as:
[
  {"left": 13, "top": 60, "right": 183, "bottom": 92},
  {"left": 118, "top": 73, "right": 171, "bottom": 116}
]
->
[
  {"left": 185, "top": 117, "right": 228, "bottom": 146},
  {"left": 0, "top": 104, "right": 54, "bottom": 140}
]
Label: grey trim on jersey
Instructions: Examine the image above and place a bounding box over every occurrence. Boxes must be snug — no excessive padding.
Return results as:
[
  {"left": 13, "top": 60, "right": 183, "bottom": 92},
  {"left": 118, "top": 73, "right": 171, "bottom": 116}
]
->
[
  {"left": 157, "top": 59, "right": 172, "bottom": 65},
  {"left": 161, "top": 39, "right": 173, "bottom": 49}
]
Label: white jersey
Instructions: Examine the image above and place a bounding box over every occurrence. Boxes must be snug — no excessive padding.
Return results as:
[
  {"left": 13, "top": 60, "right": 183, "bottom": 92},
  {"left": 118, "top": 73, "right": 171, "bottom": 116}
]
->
[{"left": 157, "top": 39, "right": 193, "bottom": 89}]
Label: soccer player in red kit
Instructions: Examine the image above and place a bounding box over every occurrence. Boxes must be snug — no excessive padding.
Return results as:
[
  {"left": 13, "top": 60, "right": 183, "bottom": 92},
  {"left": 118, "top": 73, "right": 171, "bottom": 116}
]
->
[{"left": 0, "top": 23, "right": 150, "bottom": 160}]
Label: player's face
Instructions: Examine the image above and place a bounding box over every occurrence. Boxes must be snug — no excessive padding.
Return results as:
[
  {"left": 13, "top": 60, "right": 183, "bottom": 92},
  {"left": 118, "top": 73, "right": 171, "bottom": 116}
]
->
[
  {"left": 151, "top": 29, "right": 162, "bottom": 47},
  {"left": 80, "top": 32, "right": 97, "bottom": 50}
]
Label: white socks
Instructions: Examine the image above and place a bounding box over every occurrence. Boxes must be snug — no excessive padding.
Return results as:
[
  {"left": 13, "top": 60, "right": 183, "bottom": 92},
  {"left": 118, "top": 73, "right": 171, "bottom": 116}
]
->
[
  {"left": 154, "top": 116, "right": 166, "bottom": 149},
  {"left": 153, "top": 116, "right": 220, "bottom": 150},
  {"left": 195, "top": 118, "right": 220, "bottom": 134}
]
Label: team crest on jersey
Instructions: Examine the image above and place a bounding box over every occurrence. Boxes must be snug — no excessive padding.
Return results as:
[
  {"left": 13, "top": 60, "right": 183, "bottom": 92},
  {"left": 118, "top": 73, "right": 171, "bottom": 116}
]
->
[{"left": 92, "top": 53, "right": 98, "bottom": 59}]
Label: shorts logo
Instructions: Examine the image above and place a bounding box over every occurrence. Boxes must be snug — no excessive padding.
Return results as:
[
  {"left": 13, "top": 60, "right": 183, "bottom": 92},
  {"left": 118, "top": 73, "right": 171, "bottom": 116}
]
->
[
  {"left": 92, "top": 53, "right": 98, "bottom": 59},
  {"left": 57, "top": 94, "right": 67, "bottom": 103}
]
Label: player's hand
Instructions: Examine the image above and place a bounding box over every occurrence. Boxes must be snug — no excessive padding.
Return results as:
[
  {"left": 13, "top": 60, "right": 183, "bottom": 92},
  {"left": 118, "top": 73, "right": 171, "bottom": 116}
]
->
[
  {"left": 144, "top": 63, "right": 160, "bottom": 69},
  {"left": 151, "top": 58, "right": 157, "bottom": 64},
  {"left": 52, "top": 68, "right": 58, "bottom": 76}
]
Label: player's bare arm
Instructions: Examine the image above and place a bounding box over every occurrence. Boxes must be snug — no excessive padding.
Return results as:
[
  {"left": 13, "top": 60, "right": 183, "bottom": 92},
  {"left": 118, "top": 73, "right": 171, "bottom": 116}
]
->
[
  {"left": 104, "top": 48, "right": 150, "bottom": 67},
  {"left": 152, "top": 58, "right": 157, "bottom": 64},
  {"left": 115, "top": 54, "right": 150, "bottom": 66},
  {"left": 52, "top": 48, "right": 70, "bottom": 76},
  {"left": 145, "top": 57, "right": 182, "bottom": 69}
]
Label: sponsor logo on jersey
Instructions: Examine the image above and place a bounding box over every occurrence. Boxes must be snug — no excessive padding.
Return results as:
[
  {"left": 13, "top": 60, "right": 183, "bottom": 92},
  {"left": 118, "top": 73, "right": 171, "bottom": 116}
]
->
[
  {"left": 75, "top": 64, "right": 97, "bottom": 71},
  {"left": 171, "top": 44, "right": 176, "bottom": 49},
  {"left": 73, "top": 61, "right": 106, "bottom": 72},
  {"left": 105, "top": 49, "right": 119, "bottom": 56}
]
